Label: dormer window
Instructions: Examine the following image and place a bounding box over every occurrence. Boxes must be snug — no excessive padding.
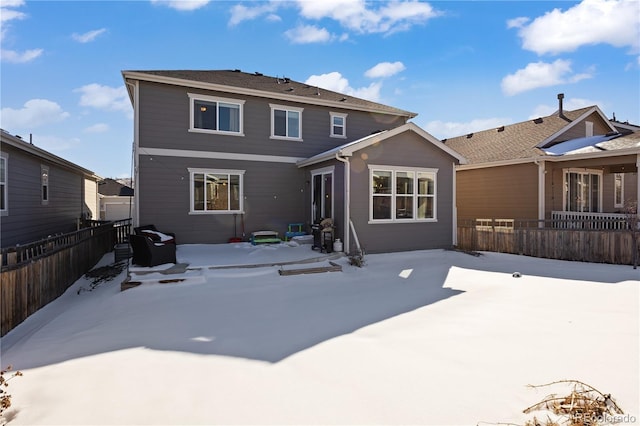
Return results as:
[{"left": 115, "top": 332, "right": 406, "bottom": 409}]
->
[
  {"left": 330, "top": 112, "right": 347, "bottom": 138},
  {"left": 189, "top": 93, "right": 244, "bottom": 135},
  {"left": 270, "top": 104, "right": 303, "bottom": 141}
]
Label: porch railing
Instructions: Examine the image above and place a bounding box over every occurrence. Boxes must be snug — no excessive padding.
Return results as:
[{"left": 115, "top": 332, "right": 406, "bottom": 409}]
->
[{"left": 551, "top": 211, "right": 629, "bottom": 230}]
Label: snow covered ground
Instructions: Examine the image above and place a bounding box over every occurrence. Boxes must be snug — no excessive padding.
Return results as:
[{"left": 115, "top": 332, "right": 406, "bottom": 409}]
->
[{"left": 1, "top": 243, "right": 638, "bottom": 425}]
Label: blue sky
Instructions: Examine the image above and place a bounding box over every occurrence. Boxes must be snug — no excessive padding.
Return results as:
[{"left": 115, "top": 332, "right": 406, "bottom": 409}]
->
[{"left": 1, "top": 0, "right": 639, "bottom": 179}]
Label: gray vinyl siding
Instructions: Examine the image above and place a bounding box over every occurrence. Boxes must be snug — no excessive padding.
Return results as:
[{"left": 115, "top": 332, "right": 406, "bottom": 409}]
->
[
  {"left": 137, "top": 154, "right": 308, "bottom": 244},
  {"left": 0, "top": 145, "right": 86, "bottom": 248},
  {"left": 348, "top": 131, "right": 457, "bottom": 254},
  {"left": 136, "top": 80, "right": 406, "bottom": 244},
  {"left": 138, "top": 82, "right": 405, "bottom": 158}
]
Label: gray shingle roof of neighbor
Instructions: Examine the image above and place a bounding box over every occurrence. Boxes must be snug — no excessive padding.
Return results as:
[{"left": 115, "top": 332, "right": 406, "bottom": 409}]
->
[
  {"left": 122, "top": 69, "right": 417, "bottom": 118},
  {"left": 442, "top": 106, "right": 597, "bottom": 164}
]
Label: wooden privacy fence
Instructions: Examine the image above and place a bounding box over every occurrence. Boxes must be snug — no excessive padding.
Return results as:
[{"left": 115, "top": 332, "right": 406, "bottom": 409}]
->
[
  {"left": 1, "top": 219, "right": 131, "bottom": 337},
  {"left": 457, "top": 218, "right": 639, "bottom": 266}
]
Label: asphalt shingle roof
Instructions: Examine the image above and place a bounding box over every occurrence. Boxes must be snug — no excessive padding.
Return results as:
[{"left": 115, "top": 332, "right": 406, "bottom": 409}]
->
[
  {"left": 442, "top": 107, "right": 595, "bottom": 164},
  {"left": 123, "top": 69, "right": 416, "bottom": 118}
]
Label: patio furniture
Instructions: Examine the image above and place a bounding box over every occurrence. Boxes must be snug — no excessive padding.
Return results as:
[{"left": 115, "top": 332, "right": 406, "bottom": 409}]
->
[
  {"left": 134, "top": 224, "right": 176, "bottom": 244},
  {"left": 284, "top": 223, "right": 307, "bottom": 241},
  {"left": 129, "top": 234, "right": 177, "bottom": 267}
]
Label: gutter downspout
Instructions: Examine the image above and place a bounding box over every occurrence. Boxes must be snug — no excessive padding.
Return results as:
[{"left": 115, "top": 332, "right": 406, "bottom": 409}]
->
[
  {"left": 125, "top": 80, "right": 139, "bottom": 227},
  {"left": 335, "top": 152, "right": 351, "bottom": 253},
  {"left": 452, "top": 162, "right": 457, "bottom": 246},
  {"left": 534, "top": 158, "right": 546, "bottom": 228}
]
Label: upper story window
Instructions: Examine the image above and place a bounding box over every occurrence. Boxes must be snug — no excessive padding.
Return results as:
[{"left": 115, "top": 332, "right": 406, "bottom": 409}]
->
[
  {"left": 41, "top": 165, "right": 49, "bottom": 205},
  {"left": 0, "top": 154, "right": 7, "bottom": 212},
  {"left": 188, "top": 93, "right": 244, "bottom": 135},
  {"left": 369, "top": 165, "right": 437, "bottom": 223},
  {"left": 330, "top": 112, "right": 347, "bottom": 138},
  {"left": 270, "top": 104, "right": 303, "bottom": 141},
  {"left": 188, "top": 168, "right": 244, "bottom": 214}
]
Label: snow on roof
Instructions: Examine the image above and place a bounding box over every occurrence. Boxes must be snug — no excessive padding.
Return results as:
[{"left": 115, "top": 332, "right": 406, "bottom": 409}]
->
[{"left": 542, "top": 133, "right": 621, "bottom": 156}]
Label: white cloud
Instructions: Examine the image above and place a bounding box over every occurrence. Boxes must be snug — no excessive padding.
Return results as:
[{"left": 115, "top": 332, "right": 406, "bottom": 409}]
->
[
  {"left": 305, "top": 72, "right": 382, "bottom": 102},
  {"left": 30, "top": 134, "right": 80, "bottom": 152},
  {"left": 284, "top": 25, "right": 332, "bottom": 44},
  {"left": 0, "top": 99, "right": 70, "bottom": 129},
  {"left": 296, "top": 0, "right": 440, "bottom": 35},
  {"left": 228, "top": 2, "right": 279, "bottom": 26},
  {"left": 424, "top": 117, "right": 512, "bottom": 140},
  {"left": 506, "top": 16, "right": 529, "bottom": 29},
  {"left": 365, "top": 61, "right": 405, "bottom": 78},
  {"left": 501, "top": 59, "right": 593, "bottom": 96},
  {"left": 0, "top": 0, "right": 42, "bottom": 63},
  {"left": 1, "top": 48, "right": 43, "bottom": 63},
  {"left": 72, "top": 28, "right": 107, "bottom": 43},
  {"left": 84, "top": 123, "right": 110, "bottom": 133},
  {"left": 74, "top": 84, "right": 131, "bottom": 114},
  {"left": 150, "top": 0, "right": 210, "bottom": 11},
  {"left": 514, "top": 0, "right": 640, "bottom": 55}
]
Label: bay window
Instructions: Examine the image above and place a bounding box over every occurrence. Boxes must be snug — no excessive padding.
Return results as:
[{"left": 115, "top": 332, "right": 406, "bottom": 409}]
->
[
  {"left": 370, "top": 166, "right": 437, "bottom": 222},
  {"left": 189, "top": 168, "right": 244, "bottom": 214}
]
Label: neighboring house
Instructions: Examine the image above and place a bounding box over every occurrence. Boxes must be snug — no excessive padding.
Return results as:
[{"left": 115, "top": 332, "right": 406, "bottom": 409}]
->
[
  {"left": 0, "top": 129, "right": 101, "bottom": 248},
  {"left": 122, "top": 69, "right": 466, "bottom": 253},
  {"left": 443, "top": 94, "right": 640, "bottom": 225},
  {"left": 98, "top": 178, "right": 134, "bottom": 221}
]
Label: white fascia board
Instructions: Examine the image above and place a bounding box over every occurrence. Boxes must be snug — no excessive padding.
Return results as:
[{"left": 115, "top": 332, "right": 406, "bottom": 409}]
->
[
  {"left": 537, "top": 106, "right": 617, "bottom": 149},
  {"left": 139, "top": 147, "right": 305, "bottom": 164},
  {"left": 122, "top": 71, "right": 416, "bottom": 118}
]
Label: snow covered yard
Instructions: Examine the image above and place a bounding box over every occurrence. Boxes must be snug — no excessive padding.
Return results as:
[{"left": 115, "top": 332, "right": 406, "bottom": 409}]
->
[{"left": 1, "top": 245, "right": 638, "bottom": 425}]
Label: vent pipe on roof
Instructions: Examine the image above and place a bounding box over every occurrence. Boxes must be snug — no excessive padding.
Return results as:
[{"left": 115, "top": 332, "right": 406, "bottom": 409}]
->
[{"left": 557, "top": 93, "right": 567, "bottom": 120}]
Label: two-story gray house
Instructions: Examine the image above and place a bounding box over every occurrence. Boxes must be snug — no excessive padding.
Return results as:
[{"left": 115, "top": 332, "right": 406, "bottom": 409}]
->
[
  {"left": 0, "top": 129, "right": 101, "bottom": 248},
  {"left": 122, "top": 70, "right": 466, "bottom": 254}
]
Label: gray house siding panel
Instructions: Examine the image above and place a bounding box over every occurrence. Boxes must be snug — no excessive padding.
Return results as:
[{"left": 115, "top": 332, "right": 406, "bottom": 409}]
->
[
  {"left": 137, "top": 154, "right": 308, "bottom": 244},
  {"left": 1, "top": 145, "right": 85, "bottom": 247},
  {"left": 348, "top": 131, "right": 456, "bottom": 254},
  {"left": 138, "top": 82, "right": 405, "bottom": 159}
]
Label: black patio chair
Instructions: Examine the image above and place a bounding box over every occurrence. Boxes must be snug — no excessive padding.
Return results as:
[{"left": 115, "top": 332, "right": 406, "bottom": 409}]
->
[
  {"left": 134, "top": 224, "right": 176, "bottom": 244},
  {"left": 129, "top": 234, "right": 177, "bottom": 267}
]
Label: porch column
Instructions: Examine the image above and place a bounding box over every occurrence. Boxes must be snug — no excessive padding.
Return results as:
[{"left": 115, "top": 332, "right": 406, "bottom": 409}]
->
[{"left": 537, "top": 159, "right": 545, "bottom": 227}]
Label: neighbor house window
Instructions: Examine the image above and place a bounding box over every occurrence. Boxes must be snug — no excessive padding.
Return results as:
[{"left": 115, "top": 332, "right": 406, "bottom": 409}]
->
[
  {"left": 41, "top": 165, "right": 49, "bottom": 205},
  {"left": 0, "top": 154, "right": 7, "bottom": 212},
  {"left": 330, "top": 112, "right": 347, "bottom": 138},
  {"left": 189, "top": 168, "right": 244, "bottom": 214},
  {"left": 270, "top": 104, "right": 302, "bottom": 140},
  {"left": 614, "top": 173, "right": 624, "bottom": 208},
  {"left": 189, "top": 93, "right": 244, "bottom": 135},
  {"left": 370, "top": 165, "right": 437, "bottom": 222},
  {"left": 563, "top": 169, "right": 602, "bottom": 213}
]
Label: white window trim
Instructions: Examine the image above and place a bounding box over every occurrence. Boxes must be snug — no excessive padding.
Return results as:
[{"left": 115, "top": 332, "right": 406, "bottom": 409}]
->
[
  {"left": 188, "top": 167, "right": 245, "bottom": 215},
  {"left": 614, "top": 172, "right": 625, "bottom": 208},
  {"left": 0, "top": 153, "right": 7, "bottom": 215},
  {"left": 329, "top": 112, "right": 347, "bottom": 139},
  {"left": 188, "top": 93, "right": 245, "bottom": 136},
  {"left": 368, "top": 165, "right": 438, "bottom": 224},
  {"left": 562, "top": 168, "right": 603, "bottom": 212},
  {"left": 269, "top": 103, "right": 303, "bottom": 141},
  {"left": 41, "top": 165, "right": 49, "bottom": 205}
]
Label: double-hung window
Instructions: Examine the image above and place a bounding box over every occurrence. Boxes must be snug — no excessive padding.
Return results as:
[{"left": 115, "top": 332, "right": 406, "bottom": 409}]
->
[
  {"left": 189, "top": 93, "right": 244, "bottom": 135},
  {"left": 189, "top": 168, "right": 244, "bottom": 214},
  {"left": 370, "top": 166, "right": 437, "bottom": 222},
  {"left": 270, "top": 104, "right": 303, "bottom": 140},
  {"left": 330, "top": 112, "right": 347, "bottom": 138},
  {"left": 0, "top": 154, "right": 7, "bottom": 213},
  {"left": 563, "top": 168, "right": 602, "bottom": 212}
]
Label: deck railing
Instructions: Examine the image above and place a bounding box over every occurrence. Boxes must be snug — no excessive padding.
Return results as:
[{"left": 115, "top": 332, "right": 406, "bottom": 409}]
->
[{"left": 550, "top": 211, "right": 629, "bottom": 230}]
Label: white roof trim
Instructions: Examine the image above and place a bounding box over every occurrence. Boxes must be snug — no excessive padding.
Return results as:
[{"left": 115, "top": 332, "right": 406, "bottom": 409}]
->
[
  {"left": 297, "top": 122, "right": 467, "bottom": 168},
  {"left": 537, "top": 106, "right": 618, "bottom": 148}
]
